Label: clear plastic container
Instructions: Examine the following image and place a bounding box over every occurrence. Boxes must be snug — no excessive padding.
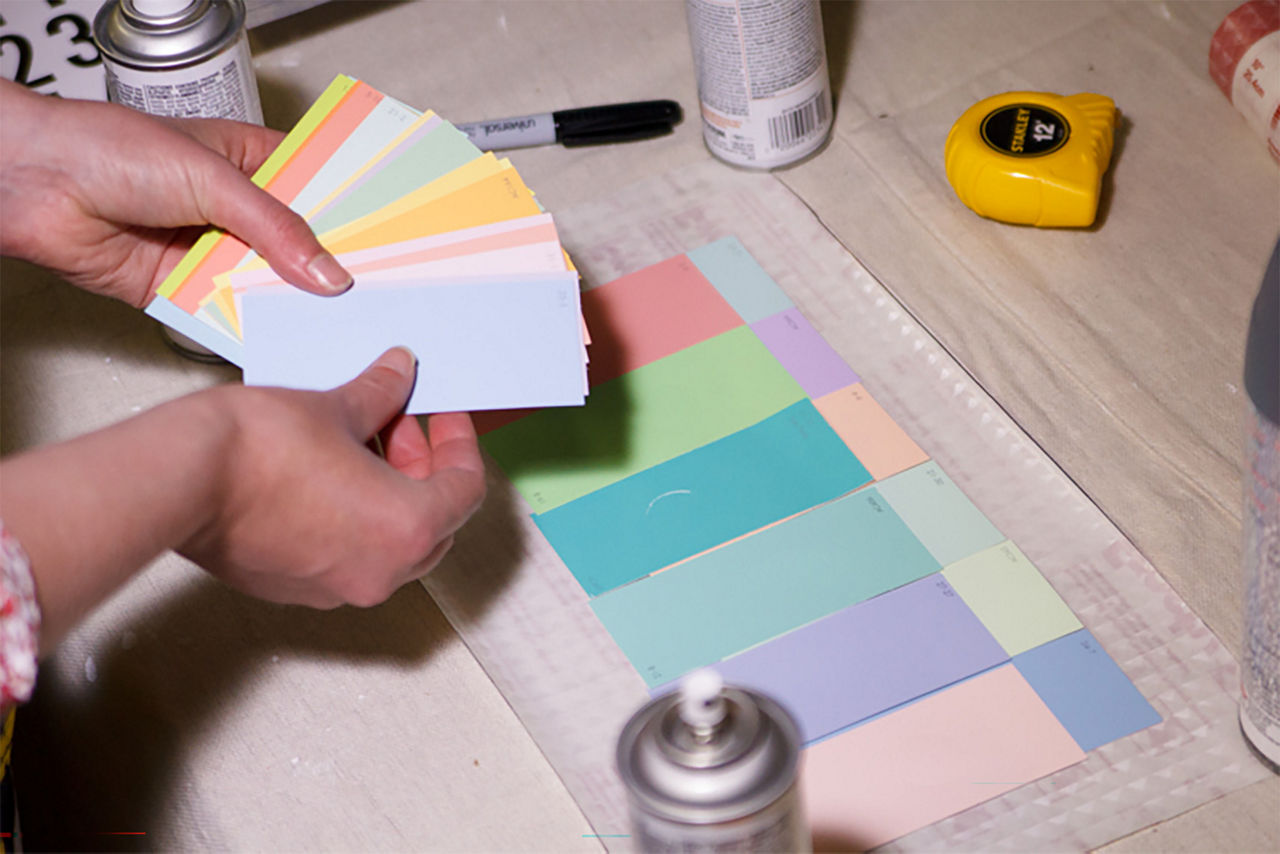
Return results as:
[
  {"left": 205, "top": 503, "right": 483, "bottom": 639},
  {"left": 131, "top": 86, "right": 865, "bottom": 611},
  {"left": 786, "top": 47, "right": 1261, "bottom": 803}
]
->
[{"left": 1240, "top": 236, "right": 1280, "bottom": 770}]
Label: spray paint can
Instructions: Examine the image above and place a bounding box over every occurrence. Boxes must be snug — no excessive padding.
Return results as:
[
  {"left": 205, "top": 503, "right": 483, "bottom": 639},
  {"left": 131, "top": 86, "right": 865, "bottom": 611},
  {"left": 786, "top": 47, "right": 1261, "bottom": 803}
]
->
[
  {"left": 93, "top": 0, "right": 262, "bottom": 360},
  {"left": 616, "top": 670, "right": 810, "bottom": 852},
  {"left": 684, "top": 0, "right": 833, "bottom": 170},
  {"left": 1240, "top": 237, "right": 1280, "bottom": 771},
  {"left": 92, "top": 0, "right": 262, "bottom": 124}
]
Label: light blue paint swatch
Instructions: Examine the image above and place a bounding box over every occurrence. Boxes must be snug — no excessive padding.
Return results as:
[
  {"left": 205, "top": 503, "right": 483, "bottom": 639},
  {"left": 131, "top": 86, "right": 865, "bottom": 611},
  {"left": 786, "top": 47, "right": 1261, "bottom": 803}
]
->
[
  {"left": 241, "top": 273, "right": 585, "bottom": 413},
  {"left": 535, "top": 400, "right": 872, "bottom": 597},
  {"left": 875, "top": 463, "right": 1005, "bottom": 566},
  {"left": 1013, "top": 628, "right": 1162, "bottom": 751},
  {"left": 590, "top": 488, "right": 941, "bottom": 687},
  {"left": 147, "top": 295, "right": 243, "bottom": 364},
  {"left": 687, "top": 236, "right": 793, "bottom": 324},
  {"left": 290, "top": 97, "right": 424, "bottom": 218}
]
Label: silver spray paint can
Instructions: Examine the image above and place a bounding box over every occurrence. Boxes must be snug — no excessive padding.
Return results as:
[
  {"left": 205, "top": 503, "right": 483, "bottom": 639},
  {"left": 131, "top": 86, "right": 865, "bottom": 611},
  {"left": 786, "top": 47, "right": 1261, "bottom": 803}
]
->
[
  {"left": 93, "top": 0, "right": 262, "bottom": 360},
  {"left": 616, "top": 670, "right": 810, "bottom": 852},
  {"left": 92, "top": 0, "right": 262, "bottom": 124},
  {"left": 684, "top": 0, "right": 833, "bottom": 170}
]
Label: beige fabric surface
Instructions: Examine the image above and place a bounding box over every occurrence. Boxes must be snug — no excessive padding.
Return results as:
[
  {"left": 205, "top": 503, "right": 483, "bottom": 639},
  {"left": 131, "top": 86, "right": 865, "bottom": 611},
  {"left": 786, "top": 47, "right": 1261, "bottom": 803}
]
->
[{"left": 1, "top": 0, "right": 1277, "bottom": 850}]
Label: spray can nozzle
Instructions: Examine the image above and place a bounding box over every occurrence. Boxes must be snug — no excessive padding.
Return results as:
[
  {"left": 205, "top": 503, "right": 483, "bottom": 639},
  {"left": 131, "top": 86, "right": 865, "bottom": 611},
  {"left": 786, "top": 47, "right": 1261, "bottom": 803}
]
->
[{"left": 679, "top": 669, "right": 727, "bottom": 743}]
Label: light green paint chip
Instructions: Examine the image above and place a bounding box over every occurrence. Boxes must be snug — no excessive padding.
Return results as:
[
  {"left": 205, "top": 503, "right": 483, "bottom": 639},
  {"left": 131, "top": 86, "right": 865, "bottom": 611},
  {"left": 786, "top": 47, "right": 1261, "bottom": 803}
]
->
[
  {"left": 942, "top": 541, "right": 1082, "bottom": 656},
  {"left": 482, "top": 326, "right": 805, "bottom": 512}
]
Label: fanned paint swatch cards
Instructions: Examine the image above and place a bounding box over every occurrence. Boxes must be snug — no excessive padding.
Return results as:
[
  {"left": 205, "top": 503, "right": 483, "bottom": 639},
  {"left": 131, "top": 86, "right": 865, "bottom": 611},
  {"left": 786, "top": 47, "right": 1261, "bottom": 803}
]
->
[{"left": 147, "top": 75, "right": 587, "bottom": 413}]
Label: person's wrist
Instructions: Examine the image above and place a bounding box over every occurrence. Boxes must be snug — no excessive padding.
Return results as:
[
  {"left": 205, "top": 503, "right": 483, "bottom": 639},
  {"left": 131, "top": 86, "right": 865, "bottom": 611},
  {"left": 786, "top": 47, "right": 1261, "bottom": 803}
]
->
[
  {"left": 0, "top": 81, "right": 46, "bottom": 259},
  {"left": 167, "top": 385, "right": 241, "bottom": 556}
]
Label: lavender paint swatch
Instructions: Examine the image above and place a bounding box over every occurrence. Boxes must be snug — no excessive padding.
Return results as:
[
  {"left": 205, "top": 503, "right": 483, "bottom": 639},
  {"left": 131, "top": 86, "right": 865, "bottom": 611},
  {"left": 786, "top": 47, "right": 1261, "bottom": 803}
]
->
[
  {"left": 751, "top": 308, "right": 860, "bottom": 399},
  {"left": 688, "top": 575, "right": 1008, "bottom": 743}
]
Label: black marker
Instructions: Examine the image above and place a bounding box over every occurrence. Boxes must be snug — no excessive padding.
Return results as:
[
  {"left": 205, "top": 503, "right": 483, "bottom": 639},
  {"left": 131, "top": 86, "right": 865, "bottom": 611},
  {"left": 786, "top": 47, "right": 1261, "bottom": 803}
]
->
[{"left": 456, "top": 100, "right": 682, "bottom": 150}]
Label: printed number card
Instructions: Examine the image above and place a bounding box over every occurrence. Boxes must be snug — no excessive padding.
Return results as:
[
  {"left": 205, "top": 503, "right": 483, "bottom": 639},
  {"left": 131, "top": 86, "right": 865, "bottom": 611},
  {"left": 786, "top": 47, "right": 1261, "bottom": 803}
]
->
[{"left": 0, "top": 0, "right": 106, "bottom": 101}]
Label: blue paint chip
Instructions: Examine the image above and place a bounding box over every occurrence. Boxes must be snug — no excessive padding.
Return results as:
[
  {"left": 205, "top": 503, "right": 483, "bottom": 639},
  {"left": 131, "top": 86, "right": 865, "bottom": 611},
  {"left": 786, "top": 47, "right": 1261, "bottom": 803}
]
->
[{"left": 1013, "top": 628, "right": 1161, "bottom": 751}]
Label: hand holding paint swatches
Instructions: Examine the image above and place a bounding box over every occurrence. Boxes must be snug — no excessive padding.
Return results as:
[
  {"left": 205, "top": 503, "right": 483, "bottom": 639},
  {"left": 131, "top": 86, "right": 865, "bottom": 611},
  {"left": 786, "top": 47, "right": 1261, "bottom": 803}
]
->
[{"left": 146, "top": 75, "right": 588, "bottom": 413}]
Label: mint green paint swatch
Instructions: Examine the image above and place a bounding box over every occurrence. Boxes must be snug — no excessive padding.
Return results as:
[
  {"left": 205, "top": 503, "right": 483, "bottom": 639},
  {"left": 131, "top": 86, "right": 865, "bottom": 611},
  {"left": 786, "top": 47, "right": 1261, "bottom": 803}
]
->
[
  {"left": 687, "top": 236, "right": 793, "bottom": 324},
  {"left": 874, "top": 463, "right": 1004, "bottom": 566},
  {"left": 308, "top": 120, "right": 481, "bottom": 234},
  {"left": 590, "top": 487, "right": 941, "bottom": 687},
  {"left": 482, "top": 326, "right": 805, "bottom": 512},
  {"left": 942, "top": 541, "right": 1082, "bottom": 656}
]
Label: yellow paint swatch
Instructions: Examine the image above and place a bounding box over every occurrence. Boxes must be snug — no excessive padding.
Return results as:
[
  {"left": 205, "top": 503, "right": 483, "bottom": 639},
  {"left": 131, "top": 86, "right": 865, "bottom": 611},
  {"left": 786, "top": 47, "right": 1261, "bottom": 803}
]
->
[
  {"left": 942, "top": 541, "right": 1082, "bottom": 656},
  {"left": 322, "top": 167, "right": 542, "bottom": 256}
]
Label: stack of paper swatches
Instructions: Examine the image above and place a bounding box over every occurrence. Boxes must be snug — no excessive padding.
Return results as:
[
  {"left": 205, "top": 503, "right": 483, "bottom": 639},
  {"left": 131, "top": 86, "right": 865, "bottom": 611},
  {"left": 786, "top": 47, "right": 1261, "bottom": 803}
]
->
[{"left": 146, "top": 75, "right": 589, "bottom": 414}]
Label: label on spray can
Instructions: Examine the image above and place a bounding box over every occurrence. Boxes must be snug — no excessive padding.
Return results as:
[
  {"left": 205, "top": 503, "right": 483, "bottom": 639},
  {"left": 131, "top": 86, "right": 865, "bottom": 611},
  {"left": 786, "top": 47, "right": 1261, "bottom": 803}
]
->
[
  {"left": 685, "top": 0, "right": 833, "bottom": 169},
  {"left": 93, "top": 0, "right": 263, "bottom": 124},
  {"left": 616, "top": 670, "right": 811, "bottom": 852}
]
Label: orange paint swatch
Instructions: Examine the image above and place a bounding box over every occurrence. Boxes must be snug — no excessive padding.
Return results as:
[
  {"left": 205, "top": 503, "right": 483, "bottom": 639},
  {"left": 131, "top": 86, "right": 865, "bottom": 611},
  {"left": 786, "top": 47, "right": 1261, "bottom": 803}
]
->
[{"left": 813, "top": 383, "right": 928, "bottom": 481}]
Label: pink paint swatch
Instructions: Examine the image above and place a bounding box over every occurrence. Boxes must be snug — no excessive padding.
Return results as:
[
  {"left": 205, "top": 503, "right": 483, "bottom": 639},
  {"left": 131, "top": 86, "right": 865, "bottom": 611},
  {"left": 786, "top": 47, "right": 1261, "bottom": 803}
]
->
[{"left": 802, "top": 664, "right": 1085, "bottom": 850}]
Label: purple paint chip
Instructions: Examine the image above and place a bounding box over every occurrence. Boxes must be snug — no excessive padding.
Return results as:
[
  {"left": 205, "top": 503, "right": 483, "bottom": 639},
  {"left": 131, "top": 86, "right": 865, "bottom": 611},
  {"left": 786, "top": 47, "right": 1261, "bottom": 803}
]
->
[
  {"left": 696, "top": 575, "right": 1009, "bottom": 743},
  {"left": 751, "top": 308, "right": 859, "bottom": 398}
]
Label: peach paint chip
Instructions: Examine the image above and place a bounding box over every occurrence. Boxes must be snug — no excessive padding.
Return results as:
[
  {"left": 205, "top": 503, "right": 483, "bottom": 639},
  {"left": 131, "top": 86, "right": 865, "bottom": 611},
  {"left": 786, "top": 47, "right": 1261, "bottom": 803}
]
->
[
  {"left": 813, "top": 383, "right": 929, "bottom": 481},
  {"left": 802, "top": 664, "right": 1085, "bottom": 851}
]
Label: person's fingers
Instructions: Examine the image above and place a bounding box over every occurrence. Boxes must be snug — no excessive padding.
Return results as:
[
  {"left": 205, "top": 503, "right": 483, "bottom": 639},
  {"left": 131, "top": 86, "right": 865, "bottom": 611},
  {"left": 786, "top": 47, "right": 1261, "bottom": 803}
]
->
[
  {"left": 330, "top": 347, "right": 418, "bottom": 441},
  {"left": 188, "top": 159, "right": 352, "bottom": 295},
  {"left": 381, "top": 413, "right": 433, "bottom": 479},
  {"left": 157, "top": 115, "right": 286, "bottom": 176},
  {"left": 116, "top": 112, "right": 346, "bottom": 294},
  {"left": 159, "top": 118, "right": 350, "bottom": 295},
  {"left": 424, "top": 412, "right": 484, "bottom": 476},
  {"left": 416, "top": 413, "right": 486, "bottom": 524},
  {"left": 404, "top": 534, "right": 455, "bottom": 583}
]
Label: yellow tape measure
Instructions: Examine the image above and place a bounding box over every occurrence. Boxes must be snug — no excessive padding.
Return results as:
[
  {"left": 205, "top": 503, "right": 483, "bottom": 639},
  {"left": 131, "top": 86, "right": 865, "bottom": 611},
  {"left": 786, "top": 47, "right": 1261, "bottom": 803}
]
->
[{"left": 945, "top": 91, "right": 1117, "bottom": 227}]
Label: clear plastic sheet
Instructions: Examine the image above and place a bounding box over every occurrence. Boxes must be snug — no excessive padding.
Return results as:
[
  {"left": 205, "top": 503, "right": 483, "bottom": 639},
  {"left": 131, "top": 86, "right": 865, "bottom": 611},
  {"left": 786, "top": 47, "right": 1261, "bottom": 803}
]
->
[{"left": 423, "top": 161, "right": 1269, "bottom": 851}]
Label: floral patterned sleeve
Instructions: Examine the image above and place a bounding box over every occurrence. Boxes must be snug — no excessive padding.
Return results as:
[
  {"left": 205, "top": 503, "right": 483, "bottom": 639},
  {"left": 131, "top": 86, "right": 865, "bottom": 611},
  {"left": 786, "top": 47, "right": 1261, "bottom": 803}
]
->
[{"left": 0, "top": 521, "right": 39, "bottom": 712}]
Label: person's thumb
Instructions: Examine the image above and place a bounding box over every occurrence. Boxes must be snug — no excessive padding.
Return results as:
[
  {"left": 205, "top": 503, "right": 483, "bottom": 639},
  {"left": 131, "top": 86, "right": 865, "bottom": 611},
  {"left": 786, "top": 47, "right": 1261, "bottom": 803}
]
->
[
  {"left": 329, "top": 347, "right": 419, "bottom": 440},
  {"left": 195, "top": 158, "right": 352, "bottom": 296}
]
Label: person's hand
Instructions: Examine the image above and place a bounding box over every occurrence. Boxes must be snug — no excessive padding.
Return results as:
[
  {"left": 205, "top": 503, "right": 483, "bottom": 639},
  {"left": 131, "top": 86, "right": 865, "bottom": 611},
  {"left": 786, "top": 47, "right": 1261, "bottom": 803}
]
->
[
  {"left": 0, "top": 347, "right": 488, "bottom": 649},
  {"left": 0, "top": 78, "right": 350, "bottom": 308},
  {"left": 183, "top": 347, "right": 487, "bottom": 608}
]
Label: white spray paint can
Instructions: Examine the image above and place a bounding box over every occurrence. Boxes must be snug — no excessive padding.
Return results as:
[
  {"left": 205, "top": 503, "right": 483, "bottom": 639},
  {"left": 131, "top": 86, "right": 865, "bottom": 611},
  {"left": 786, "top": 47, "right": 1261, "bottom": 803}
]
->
[{"left": 685, "top": 0, "right": 833, "bottom": 169}]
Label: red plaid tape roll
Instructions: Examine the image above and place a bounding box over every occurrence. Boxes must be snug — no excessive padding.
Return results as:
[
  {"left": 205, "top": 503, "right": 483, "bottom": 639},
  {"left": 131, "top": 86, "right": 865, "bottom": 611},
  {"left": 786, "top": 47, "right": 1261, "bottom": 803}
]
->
[{"left": 1210, "top": 0, "right": 1280, "bottom": 161}]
